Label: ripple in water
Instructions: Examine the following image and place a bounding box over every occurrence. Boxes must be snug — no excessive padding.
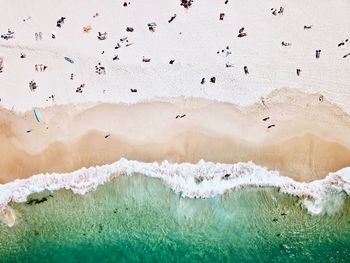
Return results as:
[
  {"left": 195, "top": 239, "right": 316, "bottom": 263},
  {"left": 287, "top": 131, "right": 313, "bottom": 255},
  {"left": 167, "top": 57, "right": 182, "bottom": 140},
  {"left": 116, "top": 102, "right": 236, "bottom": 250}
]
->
[{"left": 1, "top": 174, "right": 350, "bottom": 262}]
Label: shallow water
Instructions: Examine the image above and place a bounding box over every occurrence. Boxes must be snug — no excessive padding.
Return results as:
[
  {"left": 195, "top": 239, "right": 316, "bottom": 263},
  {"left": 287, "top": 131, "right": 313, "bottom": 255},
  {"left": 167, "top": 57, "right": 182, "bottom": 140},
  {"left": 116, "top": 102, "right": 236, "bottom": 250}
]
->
[{"left": 1, "top": 174, "right": 350, "bottom": 262}]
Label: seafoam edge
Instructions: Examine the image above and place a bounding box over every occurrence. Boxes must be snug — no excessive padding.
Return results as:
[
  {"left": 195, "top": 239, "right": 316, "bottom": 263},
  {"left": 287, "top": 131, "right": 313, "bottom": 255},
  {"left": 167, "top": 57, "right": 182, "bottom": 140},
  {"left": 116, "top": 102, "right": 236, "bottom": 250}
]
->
[{"left": 1, "top": 158, "right": 350, "bottom": 226}]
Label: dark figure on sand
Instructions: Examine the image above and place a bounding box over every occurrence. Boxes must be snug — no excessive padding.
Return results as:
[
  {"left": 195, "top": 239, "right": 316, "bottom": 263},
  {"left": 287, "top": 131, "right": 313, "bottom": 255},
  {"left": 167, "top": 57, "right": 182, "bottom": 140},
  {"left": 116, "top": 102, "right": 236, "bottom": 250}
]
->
[
  {"left": 181, "top": 0, "right": 193, "bottom": 9},
  {"left": 244, "top": 66, "right": 249, "bottom": 75},
  {"left": 315, "top": 49, "right": 321, "bottom": 59},
  {"left": 338, "top": 39, "right": 348, "bottom": 47},
  {"left": 237, "top": 27, "right": 247, "bottom": 38},
  {"left": 168, "top": 14, "right": 177, "bottom": 23}
]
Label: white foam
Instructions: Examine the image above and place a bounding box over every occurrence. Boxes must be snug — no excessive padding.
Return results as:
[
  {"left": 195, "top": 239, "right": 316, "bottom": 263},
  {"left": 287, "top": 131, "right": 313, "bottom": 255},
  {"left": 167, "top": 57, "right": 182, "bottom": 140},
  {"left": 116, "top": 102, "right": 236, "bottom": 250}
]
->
[{"left": 1, "top": 158, "right": 350, "bottom": 217}]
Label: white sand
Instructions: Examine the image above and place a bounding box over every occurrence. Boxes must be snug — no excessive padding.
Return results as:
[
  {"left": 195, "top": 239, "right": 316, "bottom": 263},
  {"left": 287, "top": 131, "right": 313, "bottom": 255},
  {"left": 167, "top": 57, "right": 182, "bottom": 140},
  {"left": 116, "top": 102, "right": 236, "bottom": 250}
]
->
[{"left": 0, "top": 0, "right": 349, "bottom": 112}]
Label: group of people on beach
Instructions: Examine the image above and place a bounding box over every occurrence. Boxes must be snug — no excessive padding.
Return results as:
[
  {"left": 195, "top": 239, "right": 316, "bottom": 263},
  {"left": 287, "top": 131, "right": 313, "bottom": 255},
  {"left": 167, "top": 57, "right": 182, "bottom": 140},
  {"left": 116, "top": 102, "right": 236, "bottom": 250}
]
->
[
  {"left": 271, "top": 7, "right": 284, "bottom": 16},
  {"left": 0, "top": 0, "right": 348, "bottom": 112},
  {"left": 35, "top": 64, "right": 48, "bottom": 72},
  {"left": 1, "top": 29, "right": 14, "bottom": 40},
  {"left": 95, "top": 63, "right": 106, "bottom": 75}
]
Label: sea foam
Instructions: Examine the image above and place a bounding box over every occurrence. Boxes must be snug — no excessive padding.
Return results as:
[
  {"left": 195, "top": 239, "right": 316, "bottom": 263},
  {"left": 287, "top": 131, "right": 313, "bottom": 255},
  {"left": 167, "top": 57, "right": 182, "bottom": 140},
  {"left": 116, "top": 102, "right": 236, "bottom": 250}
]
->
[{"left": 1, "top": 159, "right": 350, "bottom": 223}]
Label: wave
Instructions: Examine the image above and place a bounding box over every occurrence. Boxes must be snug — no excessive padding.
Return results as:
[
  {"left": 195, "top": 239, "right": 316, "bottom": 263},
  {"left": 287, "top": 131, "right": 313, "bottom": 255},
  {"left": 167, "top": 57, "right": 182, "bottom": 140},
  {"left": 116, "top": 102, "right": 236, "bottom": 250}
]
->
[{"left": 1, "top": 158, "right": 350, "bottom": 224}]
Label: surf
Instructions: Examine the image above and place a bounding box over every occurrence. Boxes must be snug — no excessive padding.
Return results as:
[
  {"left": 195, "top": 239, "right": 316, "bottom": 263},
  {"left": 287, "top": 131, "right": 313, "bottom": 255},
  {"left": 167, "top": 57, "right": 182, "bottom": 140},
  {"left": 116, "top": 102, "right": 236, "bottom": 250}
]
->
[{"left": 1, "top": 158, "right": 350, "bottom": 227}]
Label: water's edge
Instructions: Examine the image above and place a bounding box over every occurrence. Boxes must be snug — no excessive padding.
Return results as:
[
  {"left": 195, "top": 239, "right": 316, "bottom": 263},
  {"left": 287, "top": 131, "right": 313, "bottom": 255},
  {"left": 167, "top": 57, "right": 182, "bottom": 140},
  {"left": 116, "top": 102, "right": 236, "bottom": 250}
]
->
[{"left": 1, "top": 158, "right": 350, "bottom": 227}]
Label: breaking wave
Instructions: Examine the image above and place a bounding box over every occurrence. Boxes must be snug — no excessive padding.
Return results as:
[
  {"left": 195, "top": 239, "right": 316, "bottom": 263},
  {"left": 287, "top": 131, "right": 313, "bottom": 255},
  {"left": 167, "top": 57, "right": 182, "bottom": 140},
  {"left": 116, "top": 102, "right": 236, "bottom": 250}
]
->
[{"left": 1, "top": 158, "right": 350, "bottom": 219}]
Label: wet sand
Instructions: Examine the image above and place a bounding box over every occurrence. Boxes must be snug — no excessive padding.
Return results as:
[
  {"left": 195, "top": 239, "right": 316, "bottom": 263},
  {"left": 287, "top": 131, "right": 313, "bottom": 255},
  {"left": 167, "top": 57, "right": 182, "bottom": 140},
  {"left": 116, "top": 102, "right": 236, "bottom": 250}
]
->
[{"left": 1, "top": 89, "right": 350, "bottom": 183}]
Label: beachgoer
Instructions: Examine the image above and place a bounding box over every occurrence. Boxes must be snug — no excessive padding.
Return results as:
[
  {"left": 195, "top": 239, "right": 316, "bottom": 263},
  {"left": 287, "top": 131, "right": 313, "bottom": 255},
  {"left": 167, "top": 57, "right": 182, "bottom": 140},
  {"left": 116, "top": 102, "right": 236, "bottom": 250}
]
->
[
  {"left": 244, "top": 66, "right": 249, "bottom": 75},
  {"left": 168, "top": 14, "right": 177, "bottom": 23},
  {"left": 316, "top": 49, "right": 321, "bottom": 59},
  {"left": 296, "top": 69, "right": 301, "bottom": 76}
]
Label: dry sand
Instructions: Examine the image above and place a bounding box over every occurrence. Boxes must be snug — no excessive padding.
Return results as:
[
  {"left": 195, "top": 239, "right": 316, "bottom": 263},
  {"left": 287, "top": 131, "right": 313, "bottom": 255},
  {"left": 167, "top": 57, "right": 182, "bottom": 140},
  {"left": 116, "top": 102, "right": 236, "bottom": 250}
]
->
[
  {"left": 0, "top": 0, "right": 350, "bottom": 184},
  {"left": 0, "top": 0, "right": 350, "bottom": 112},
  {"left": 1, "top": 88, "right": 350, "bottom": 183}
]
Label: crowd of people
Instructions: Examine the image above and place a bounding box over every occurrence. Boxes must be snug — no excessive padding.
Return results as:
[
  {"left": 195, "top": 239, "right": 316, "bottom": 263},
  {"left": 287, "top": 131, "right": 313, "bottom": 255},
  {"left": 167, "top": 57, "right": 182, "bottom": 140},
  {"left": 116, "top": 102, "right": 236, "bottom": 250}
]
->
[{"left": 0, "top": 0, "right": 348, "bottom": 120}]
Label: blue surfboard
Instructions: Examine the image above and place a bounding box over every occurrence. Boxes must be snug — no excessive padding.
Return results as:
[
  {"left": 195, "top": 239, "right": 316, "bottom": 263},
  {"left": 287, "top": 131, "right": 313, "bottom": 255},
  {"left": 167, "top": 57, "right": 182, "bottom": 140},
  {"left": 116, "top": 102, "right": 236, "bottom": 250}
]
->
[{"left": 34, "top": 109, "right": 41, "bottom": 122}]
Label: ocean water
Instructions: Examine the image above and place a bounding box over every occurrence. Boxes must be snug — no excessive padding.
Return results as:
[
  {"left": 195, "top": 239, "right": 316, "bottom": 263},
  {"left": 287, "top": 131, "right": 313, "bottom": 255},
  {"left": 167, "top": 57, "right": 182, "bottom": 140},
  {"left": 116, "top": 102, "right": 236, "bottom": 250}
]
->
[{"left": 1, "top": 174, "right": 350, "bottom": 263}]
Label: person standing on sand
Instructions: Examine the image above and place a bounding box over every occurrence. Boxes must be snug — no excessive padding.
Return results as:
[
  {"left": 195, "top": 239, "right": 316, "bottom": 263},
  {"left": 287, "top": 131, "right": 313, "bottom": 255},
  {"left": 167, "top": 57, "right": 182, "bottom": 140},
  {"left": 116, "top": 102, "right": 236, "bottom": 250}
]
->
[
  {"left": 244, "top": 66, "right": 249, "bottom": 75},
  {"left": 316, "top": 50, "right": 321, "bottom": 59}
]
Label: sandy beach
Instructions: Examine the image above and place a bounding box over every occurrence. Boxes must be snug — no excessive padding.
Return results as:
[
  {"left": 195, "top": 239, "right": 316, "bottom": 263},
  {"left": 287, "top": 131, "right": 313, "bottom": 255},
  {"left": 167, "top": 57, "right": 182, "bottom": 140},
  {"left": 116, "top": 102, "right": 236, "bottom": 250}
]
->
[
  {"left": 1, "top": 88, "right": 350, "bottom": 183},
  {"left": 0, "top": 0, "right": 349, "bottom": 200},
  {"left": 0, "top": 0, "right": 350, "bottom": 112},
  {"left": 2, "top": 2, "right": 350, "bottom": 260}
]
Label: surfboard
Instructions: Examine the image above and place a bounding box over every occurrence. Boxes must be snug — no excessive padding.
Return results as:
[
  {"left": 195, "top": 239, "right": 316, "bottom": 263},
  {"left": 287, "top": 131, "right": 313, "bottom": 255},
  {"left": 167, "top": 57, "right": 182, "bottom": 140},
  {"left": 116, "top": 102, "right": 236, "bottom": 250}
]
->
[{"left": 34, "top": 109, "right": 41, "bottom": 122}]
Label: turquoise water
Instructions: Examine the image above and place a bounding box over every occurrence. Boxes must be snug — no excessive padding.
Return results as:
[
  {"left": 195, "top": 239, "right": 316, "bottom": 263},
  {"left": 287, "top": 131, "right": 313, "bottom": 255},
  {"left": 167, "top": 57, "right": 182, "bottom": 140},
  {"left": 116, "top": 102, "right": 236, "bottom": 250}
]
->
[{"left": 1, "top": 174, "right": 350, "bottom": 262}]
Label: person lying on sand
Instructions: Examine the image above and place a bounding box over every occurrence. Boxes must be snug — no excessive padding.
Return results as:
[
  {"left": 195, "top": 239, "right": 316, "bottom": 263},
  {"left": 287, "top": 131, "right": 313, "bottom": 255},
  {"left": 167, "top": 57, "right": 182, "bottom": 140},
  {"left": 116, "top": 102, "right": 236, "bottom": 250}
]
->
[
  {"left": 97, "top": 32, "right": 107, "bottom": 40},
  {"left": 168, "top": 14, "right": 177, "bottom": 23},
  {"left": 281, "top": 41, "right": 291, "bottom": 46},
  {"left": 338, "top": 39, "right": 348, "bottom": 47},
  {"left": 237, "top": 27, "right": 247, "bottom": 38}
]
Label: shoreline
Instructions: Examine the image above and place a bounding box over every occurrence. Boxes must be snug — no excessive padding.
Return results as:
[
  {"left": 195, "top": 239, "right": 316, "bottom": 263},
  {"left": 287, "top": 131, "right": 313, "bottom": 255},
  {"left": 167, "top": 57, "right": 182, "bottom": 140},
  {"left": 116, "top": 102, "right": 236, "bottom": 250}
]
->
[
  {"left": 0, "top": 157, "right": 350, "bottom": 227},
  {"left": 1, "top": 89, "right": 350, "bottom": 184}
]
